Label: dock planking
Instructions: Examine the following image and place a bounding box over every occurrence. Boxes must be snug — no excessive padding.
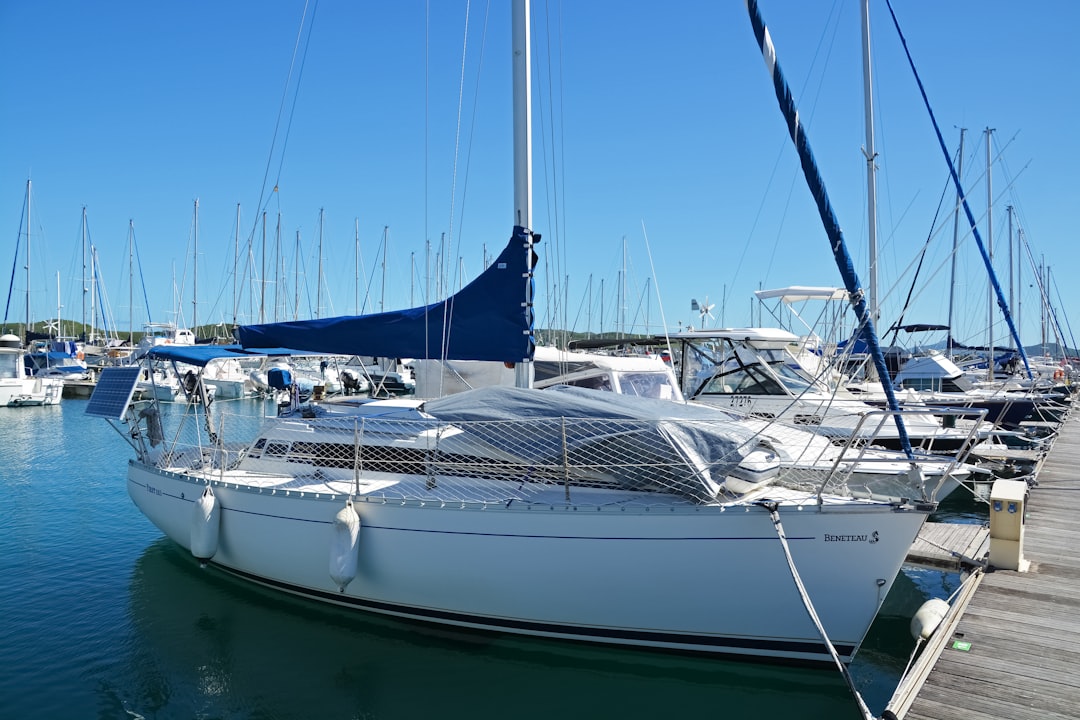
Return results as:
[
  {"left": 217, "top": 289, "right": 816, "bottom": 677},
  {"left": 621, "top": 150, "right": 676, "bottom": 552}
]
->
[
  {"left": 906, "top": 521, "right": 988, "bottom": 571},
  {"left": 889, "top": 412, "right": 1080, "bottom": 720}
]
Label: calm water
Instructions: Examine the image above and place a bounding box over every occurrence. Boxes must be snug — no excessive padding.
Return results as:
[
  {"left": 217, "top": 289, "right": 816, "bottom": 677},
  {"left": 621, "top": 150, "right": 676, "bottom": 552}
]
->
[{"left": 0, "top": 399, "right": 973, "bottom": 719}]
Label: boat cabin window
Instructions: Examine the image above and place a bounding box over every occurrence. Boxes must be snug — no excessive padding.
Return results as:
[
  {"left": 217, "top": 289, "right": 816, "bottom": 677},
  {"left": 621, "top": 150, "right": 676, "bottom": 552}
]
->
[
  {"left": 561, "top": 374, "right": 613, "bottom": 392},
  {"left": 942, "top": 376, "right": 973, "bottom": 393},
  {"left": 617, "top": 372, "right": 677, "bottom": 400},
  {"left": 0, "top": 353, "right": 20, "bottom": 379},
  {"left": 900, "top": 378, "right": 938, "bottom": 392}
]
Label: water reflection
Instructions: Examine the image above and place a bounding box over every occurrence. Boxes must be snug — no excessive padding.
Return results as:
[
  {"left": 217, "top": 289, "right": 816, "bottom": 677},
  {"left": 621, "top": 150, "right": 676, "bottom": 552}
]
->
[{"left": 126, "top": 540, "right": 864, "bottom": 719}]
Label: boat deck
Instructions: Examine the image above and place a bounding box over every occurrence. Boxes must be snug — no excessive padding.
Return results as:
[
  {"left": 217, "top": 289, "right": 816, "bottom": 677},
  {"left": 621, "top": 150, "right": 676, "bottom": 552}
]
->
[{"left": 887, "top": 411, "right": 1080, "bottom": 719}]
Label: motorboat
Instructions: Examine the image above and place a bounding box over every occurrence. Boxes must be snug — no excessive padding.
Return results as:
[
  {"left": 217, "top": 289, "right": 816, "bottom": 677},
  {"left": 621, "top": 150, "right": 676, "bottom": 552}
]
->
[{"left": 0, "top": 334, "right": 63, "bottom": 407}]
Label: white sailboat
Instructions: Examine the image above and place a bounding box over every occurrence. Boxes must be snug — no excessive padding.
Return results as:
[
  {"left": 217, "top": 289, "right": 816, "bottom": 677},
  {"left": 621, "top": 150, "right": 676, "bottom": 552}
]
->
[
  {"left": 91, "top": 1, "right": 939, "bottom": 665},
  {"left": 3, "top": 180, "right": 64, "bottom": 407}
]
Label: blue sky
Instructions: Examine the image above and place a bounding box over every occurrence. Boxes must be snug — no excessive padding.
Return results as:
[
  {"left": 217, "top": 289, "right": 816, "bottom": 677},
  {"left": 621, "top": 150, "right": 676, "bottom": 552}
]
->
[{"left": 2, "top": 1, "right": 1077, "bottom": 351}]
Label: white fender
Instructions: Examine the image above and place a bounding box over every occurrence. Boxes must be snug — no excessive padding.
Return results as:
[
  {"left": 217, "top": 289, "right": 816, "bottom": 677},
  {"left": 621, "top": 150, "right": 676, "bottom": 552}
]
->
[
  {"left": 329, "top": 500, "right": 361, "bottom": 592},
  {"left": 190, "top": 486, "right": 220, "bottom": 563},
  {"left": 910, "top": 598, "right": 950, "bottom": 641}
]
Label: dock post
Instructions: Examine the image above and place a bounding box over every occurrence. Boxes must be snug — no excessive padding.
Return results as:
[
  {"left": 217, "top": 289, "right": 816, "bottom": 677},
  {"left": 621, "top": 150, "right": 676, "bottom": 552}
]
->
[{"left": 988, "top": 479, "right": 1029, "bottom": 571}]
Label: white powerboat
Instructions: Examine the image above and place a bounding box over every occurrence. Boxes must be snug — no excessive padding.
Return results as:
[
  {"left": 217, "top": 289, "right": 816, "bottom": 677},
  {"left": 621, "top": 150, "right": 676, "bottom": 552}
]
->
[{"left": 0, "top": 334, "right": 63, "bottom": 407}]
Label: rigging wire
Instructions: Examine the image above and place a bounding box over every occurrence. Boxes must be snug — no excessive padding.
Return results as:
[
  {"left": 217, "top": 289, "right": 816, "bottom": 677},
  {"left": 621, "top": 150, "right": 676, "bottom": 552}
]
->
[
  {"left": 885, "top": 162, "right": 954, "bottom": 346},
  {"left": 733, "top": 0, "right": 844, "bottom": 307},
  {"left": 232, "top": 1, "right": 318, "bottom": 325},
  {"left": 882, "top": 0, "right": 1032, "bottom": 379}
]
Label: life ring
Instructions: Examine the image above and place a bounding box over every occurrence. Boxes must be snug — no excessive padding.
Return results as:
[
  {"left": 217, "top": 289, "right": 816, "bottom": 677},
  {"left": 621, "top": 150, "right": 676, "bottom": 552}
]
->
[
  {"left": 76, "top": 351, "right": 84, "bottom": 360},
  {"left": 1054, "top": 369, "right": 1064, "bottom": 380}
]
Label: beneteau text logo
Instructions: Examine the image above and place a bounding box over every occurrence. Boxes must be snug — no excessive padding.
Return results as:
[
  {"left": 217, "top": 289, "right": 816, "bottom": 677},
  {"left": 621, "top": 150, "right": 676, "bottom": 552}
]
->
[{"left": 825, "top": 530, "right": 879, "bottom": 543}]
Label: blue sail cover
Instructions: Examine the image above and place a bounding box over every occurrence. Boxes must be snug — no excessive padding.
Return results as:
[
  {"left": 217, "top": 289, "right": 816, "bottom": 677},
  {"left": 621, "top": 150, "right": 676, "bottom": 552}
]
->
[{"left": 236, "top": 226, "right": 537, "bottom": 362}]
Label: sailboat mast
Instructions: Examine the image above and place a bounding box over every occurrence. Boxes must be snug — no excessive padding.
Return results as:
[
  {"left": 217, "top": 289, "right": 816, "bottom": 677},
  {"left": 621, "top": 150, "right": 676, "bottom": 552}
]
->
[
  {"left": 620, "top": 236, "right": 627, "bottom": 337},
  {"left": 260, "top": 212, "right": 267, "bottom": 324},
  {"left": 947, "top": 128, "right": 966, "bottom": 359},
  {"left": 193, "top": 198, "right": 199, "bottom": 334},
  {"left": 232, "top": 204, "right": 240, "bottom": 327},
  {"left": 587, "top": 273, "right": 593, "bottom": 336},
  {"left": 81, "top": 206, "right": 88, "bottom": 338},
  {"left": 294, "top": 229, "right": 301, "bottom": 321},
  {"left": 985, "top": 127, "right": 994, "bottom": 381},
  {"left": 317, "top": 208, "right": 324, "bottom": 319},
  {"left": 88, "top": 229, "right": 97, "bottom": 343},
  {"left": 859, "top": 0, "right": 878, "bottom": 322},
  {"left": 1017, "top": 227, "right": 1024, "bottom": 335},
  {"left": 380, "top": 226, "right": 388, "bottom": 312},
  {"left": 1007, "top": 204, "right": 1014, "bottom": 350},
  {"left": 25, "top": 179, "right": 31, "bottom": 339},
  {"left": 128, "top": 220, "right": 134, "bottom": 345},
  {"left": 275, "top": 213, "right": 282, "bottom": 322},
  {"left": 512, "top": 0, "right": 532, "bottom": 230},
  {"left": 89, "top": 245, "right": 98, "bottom": 342},
  {"left": 1041, "top": 257, "right": 1047, "bottom": 353},
  {"left": 746, "top": 0, "right": 914, "bottom": 457},
  {"left": 354, "top": 219, "right": 360, "bottom": 315},
  {"left": 512, "top": 0, "right": 534, "bottom": 388}
]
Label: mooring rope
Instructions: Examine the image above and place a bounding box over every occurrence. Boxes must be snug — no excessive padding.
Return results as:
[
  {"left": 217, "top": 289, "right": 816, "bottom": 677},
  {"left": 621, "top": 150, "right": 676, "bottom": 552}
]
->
[{"left": 757, "top": 500, "right": 875, "bottom": 720}]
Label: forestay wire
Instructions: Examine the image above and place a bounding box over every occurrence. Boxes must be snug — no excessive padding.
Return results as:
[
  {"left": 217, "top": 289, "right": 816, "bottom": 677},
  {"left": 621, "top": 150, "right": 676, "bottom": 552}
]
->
[
  {"left": 743, "top": 0, "right": 914, "bottom": 459},
  {"left": 881, "top": 0, "right": 1032, "bottom": 380}
]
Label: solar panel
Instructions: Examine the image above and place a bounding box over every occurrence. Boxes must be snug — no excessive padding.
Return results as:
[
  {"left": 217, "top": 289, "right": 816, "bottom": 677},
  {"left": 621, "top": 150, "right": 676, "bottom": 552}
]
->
[{"left": 85, "top": 366, "right": 142, "bottom": 420}]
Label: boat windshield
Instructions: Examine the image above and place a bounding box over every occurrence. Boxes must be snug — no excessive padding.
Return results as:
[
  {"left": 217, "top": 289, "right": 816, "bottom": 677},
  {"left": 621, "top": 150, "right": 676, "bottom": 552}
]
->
[
  {"left": 770, "top": 360, "right": 820, "bottom": 394},
  {"left": 615, "top": 371, "right": 679, "bottom": 400},
  {"left": 697, "top": 363, "right": 786, "bottom": 396}
]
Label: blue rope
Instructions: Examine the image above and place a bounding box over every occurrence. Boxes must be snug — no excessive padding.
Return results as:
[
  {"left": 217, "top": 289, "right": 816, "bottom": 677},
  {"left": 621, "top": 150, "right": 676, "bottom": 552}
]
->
[
  {"left": 882, "top": 0, "right": 1032, "bottom": 380},
  {"left": 745, "top": 0, "right": 914, "bottom": 457}
]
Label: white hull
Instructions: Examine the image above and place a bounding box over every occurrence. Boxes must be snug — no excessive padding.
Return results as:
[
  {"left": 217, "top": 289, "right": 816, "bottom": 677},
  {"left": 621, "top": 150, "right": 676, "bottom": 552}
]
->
[
  {"left": 129, "top": 461, "right": 926, "bottom": 664},
  {"left": 0, "top": 377, "right": 63, "bottom": 406},
  {"left": 137, "top": 380, "right": 180, "bottom": 402},
  {"left": 203, "top": 377, "right": 251, "bottom": 399}
]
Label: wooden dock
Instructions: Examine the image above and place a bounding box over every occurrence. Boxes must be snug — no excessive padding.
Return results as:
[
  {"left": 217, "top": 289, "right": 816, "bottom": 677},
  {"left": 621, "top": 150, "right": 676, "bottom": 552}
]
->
[
  {"left": 886, "top": 412, "right": 1080, "bottom": 720},
  {"left": 906, "top": 521, "right": 988, "bottom": 571}
]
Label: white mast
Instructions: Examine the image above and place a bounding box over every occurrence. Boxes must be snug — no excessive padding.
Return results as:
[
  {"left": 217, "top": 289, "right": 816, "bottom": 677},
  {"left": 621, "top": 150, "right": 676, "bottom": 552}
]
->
[
  {"left": 81, "top": 206, "right": 87, "bottom": 338},
  {"left": 985, "top": 127, "right": 994, "bottom": 381},
  {"left": 260, "top": 212, "right": 267, "bottom": 324},
  {"left": 380, "top": 226, "right": 389, "bottom": 312},
  {"left": 232, "top": 204, "right": 240, "bottom": 327},
  {"left": 274, "top": 213, "right": 282, "bottom": 322},
  {"left": 55, "top": 271, "right": 61, "bottom": 338},
  {"left": 947, "top": 128, "right": 966, "bottom": 359},
  {"left": 128, "top": 220, "right": 134, "bottom": 345},
  {"left": 193, "top": 198, "right": 199, "bottom": 333},
  {"left": 354, "top": 219, "right": 360, "bottom": 315},
  {"left": 859, "top": 0, "right": 878, "bottom": 323},
  {"left": 512, "top": 0, "right": 533, "bottom": 388},
  {"left": 87, "top": 213, "right": 96, "bottom": 344},
  {"left": 25, "top": 179, "right": 31, "bottom": 339},
  {"left": 1007, "top": 204, "right": 1014, "bottom": 350},
  {"left": 316, "top": 208, "right": 324, "bottom": 319},
  {"left": 512, "top": 0, "right": 532, "bottom": 230}
]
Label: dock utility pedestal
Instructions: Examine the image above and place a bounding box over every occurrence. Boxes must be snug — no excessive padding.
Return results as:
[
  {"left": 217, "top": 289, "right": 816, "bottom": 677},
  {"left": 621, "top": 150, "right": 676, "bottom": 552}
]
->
[{"left": 989, "top": 479, "right": 1029, "bottom": 571}]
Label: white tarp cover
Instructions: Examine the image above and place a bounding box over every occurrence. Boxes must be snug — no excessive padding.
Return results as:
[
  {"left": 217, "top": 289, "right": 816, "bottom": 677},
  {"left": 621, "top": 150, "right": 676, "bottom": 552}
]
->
[{"left": 423, "top": 385, "right": 762, "bottom": 499}]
